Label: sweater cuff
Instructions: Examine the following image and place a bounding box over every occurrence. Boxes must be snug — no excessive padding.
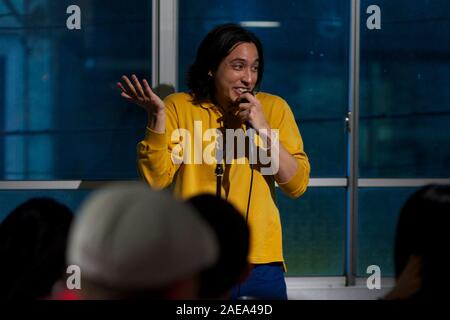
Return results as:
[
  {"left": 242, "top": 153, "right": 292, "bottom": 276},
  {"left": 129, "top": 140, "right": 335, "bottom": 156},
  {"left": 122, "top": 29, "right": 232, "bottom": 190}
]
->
[
  {"left": 144, "top": 127, "right": 167, "bottom": 150},
  {"left": 277, "top": 161, "right": 309, "bottom": 198}
]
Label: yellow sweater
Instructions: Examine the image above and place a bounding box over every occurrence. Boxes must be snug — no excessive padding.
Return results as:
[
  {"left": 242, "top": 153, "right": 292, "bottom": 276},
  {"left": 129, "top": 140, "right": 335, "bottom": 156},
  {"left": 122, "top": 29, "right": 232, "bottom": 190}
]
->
[{"left": 137, "top": 92, "right": 310, "bottom": 264}]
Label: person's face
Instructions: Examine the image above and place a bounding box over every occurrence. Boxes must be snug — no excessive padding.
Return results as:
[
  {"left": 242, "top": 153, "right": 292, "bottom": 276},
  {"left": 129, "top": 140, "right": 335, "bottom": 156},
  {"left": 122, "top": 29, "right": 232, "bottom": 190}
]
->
[{"left": 212, "top": 42, "right": 259, "bottom": 108}]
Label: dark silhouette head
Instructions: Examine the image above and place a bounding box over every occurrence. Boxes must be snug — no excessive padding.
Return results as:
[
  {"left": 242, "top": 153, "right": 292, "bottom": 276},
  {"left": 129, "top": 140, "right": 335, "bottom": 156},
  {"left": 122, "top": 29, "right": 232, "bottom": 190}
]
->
[
  {"left": 188, "top": 194, "right": 250, "bottom": 299},
  {"left": 187, "top": 23, "right": 264, "bottom": 104},
  {"left": 0, "top": 198, "right": 74, "bottom": 300},
  {"left": 394, "top": 184, "right": 450, "bottom": 298}
]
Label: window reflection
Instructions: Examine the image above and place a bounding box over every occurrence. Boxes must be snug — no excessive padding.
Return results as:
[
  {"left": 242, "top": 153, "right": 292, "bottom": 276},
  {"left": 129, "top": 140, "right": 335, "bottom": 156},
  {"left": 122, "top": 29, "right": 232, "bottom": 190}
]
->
[
  {"left": 360, "top": 0, "right": 450, "bottom": 178},
  {"left": 0, "top": 0, "right": 151, "bottom": 179}
]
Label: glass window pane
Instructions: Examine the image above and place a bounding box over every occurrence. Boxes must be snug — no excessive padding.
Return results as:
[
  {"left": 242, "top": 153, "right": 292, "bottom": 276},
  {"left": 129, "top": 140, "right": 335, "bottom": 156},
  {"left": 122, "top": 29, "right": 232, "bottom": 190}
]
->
[
  {"left": 360, "top": 0, "right": 450, "bottom": 178},
  {"left": 178, "top": 0, "right": 350, "bottom": 177},
  {"left": 0, "top": 1, "right": 151, "bottom": 179},
  {"left": 357, "top": 187, "right": 420, "bottom": 277},
  {"left": 278, "top": 188, "right": 346, "bottom": 276}
]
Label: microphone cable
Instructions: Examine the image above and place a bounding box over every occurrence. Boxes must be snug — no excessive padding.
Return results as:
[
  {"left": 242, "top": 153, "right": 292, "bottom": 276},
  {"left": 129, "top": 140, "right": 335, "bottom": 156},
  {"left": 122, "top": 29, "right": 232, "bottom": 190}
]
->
[
  {"left": 240, "top": 90, "right": 255, "bottom": 223},
  {"left": 245, "top": 163, "right": 254, "bottom": 223}
]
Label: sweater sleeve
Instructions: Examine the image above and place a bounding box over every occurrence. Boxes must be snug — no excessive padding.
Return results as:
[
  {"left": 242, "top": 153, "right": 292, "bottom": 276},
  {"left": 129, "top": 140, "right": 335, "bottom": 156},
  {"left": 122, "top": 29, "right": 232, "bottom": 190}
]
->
[
  {"left": 136, "top": 96, "right": 182, "bottom": 190},
  {"left": 274, "top": 99, "right": 311, "bottom": 198}
]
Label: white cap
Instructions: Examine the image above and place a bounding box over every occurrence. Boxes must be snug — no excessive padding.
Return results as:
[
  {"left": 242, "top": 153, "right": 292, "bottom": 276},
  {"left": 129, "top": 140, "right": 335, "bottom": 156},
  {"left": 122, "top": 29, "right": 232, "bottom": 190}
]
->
[{"left": 67, "top": 182, "right": 218, "bottom": 290}]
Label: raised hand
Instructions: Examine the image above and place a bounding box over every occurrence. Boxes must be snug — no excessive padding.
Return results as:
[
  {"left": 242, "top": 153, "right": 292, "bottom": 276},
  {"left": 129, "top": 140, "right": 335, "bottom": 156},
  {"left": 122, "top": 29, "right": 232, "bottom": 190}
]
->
[
  {"left": 237, "top": 92, "right": 269, "bottom": 132},
  {"left": 117, "top": 74, "right": 165, "bottom": 114},
  {"left": 117, "top": 74, "right": 166, "bottom": 133}
]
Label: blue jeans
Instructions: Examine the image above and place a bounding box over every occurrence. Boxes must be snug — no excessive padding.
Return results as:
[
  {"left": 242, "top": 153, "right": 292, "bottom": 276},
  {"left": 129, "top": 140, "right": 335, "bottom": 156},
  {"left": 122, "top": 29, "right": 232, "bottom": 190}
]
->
[{"left": 231, "top": 264, "right": 288, "bottom": 300}]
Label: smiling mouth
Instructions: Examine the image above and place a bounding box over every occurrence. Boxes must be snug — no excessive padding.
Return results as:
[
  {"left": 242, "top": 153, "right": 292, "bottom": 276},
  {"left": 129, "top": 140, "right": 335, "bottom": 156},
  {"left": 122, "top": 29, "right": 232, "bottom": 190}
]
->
[{"left": 233, "top": 88, "right": 253, "bottom": 95}]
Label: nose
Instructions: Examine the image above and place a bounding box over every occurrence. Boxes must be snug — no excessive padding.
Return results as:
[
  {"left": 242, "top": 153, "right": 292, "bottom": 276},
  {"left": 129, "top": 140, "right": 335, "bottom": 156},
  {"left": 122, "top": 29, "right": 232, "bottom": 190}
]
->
[{"left": 241, "top": 67, "right": 254, "bottom": 86}]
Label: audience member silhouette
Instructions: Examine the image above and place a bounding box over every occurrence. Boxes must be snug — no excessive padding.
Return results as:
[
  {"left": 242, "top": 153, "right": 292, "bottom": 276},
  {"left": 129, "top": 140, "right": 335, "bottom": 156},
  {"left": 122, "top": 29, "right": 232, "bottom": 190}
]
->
[
  {"left": 188, "top": 194, "right": 251, "bottom": 299},
  {"left": 65, "top": 182, "right": 218, "bottom": 299},
  {"left": 0, "top": 198, "right": 74, "bottom": 300},
  {"left": 385, "top": 184, "right": 450, "bottom": 300}
]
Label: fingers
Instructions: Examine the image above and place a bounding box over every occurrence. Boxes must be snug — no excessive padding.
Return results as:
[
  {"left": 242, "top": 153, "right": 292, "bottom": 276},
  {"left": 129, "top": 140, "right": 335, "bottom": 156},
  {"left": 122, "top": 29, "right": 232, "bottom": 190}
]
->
[
  {"left": 238, "top": 103, "right": 252, "bottom": 121},
  {"left": 239, "top": 92, "right": 256, "bottom": 104},
  {"left": 142, "top": 79, "right": 156, "bottom": 100},
  {"left": 117, "top": 82, "right": 133, "bottom": 101},
  {"left": 118, "top": 75, "right": 153, "bottom": 99},
  {"left": 131, "top": 74, "right": 146, "bottom": 99},
  {"left": 116, "top": 82, "right": 125, "bottom": 92},
  {"left": 238, "top": 102, "right": 252, "bottom": 113},
  {"left": 239, "top": 111, "right": 250, "bottom": 122},
  {"left": 121, "top": 75, "right": 138, "bottom": 98},
  {"left": 118, "top": 75, "right": 165, "bottom": 114},
  {"left": 121, "top": 92, "right": 133, "bottom": 100},
  {"left": 238, "top": 95, "right": 260, "bottom": 123},
  {"left": 143, "top": 79, "right": 165, "bottom": 112}
]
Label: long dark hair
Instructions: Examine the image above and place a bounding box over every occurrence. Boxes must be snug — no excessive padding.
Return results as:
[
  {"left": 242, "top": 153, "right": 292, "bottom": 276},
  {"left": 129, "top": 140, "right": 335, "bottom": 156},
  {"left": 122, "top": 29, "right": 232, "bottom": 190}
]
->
[{"left": 187, "top": 23, "right": 264, "bottom": 104}]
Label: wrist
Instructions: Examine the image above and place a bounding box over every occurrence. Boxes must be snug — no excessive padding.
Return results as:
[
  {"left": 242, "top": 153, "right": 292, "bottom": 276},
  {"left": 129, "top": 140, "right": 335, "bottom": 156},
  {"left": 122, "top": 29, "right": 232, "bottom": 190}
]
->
[
  {"left": 147, "top": 110, "right": 165, "bottom": 133},
  {"left": 148, "top": 109, "right": 164, "bottom": 120},
  {"left": 256, "top": 125, "right": 271, "bottom": 139}
]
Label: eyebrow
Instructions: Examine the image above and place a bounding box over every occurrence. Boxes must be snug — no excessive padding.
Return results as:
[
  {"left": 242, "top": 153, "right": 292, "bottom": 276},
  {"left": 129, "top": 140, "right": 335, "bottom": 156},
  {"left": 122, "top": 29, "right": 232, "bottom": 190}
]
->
[{"left": 229, "top": 58, "right": 260, "bottom": 64}]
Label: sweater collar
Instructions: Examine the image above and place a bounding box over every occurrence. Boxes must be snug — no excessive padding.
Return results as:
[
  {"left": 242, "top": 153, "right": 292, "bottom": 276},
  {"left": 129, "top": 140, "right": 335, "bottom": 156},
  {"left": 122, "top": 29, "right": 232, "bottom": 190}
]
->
[{"left": 199, "top": 100, "right": 215, "bottom": 109}]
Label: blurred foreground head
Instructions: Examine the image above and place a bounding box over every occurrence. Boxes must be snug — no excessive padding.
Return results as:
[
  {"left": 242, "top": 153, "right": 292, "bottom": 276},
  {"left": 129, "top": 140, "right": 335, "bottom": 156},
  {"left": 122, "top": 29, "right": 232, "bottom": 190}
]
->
[
  {"left": 0, "top": 198, "right": 73, "bottom": 300},
  {"left": 67, "top": 182, "right": 218, "bottom": 299},
  {"left": 393, "top": 184, "right": 450, "bottom": 299},
  {"left": 188, "top": 194, "right": 250, "bottom": 299}
]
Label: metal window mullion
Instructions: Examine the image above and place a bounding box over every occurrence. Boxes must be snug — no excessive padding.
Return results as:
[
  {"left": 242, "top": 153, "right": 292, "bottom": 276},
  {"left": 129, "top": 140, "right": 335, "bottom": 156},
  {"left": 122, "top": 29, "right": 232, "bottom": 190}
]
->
[
  {"left": 2, "top": 179, "right": 450, "bottom": 190},
  {"left": 151, "top": 0, "right": 160, "bottom": 89},
  {"left": 160, "top": 0, "right": 178, "bottom": 91},
  {"left": 152, "top": 0, "right": 178, "bottom": 93},
  {"left": 346, "top": 0, "right": 361, "bottom": 287},
  {"left": 359, "top": 179, "right": 450, "bottom": 187}
]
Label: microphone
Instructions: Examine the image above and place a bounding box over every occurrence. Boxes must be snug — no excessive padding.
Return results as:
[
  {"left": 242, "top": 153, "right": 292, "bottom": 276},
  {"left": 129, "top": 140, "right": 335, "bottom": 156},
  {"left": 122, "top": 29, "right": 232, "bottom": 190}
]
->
[
  {"left": 238, "top": 89, "right": 254, "bottom": 130},
  {"left": 238, "top": 89, "right": 254, "bottom": 103}
]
